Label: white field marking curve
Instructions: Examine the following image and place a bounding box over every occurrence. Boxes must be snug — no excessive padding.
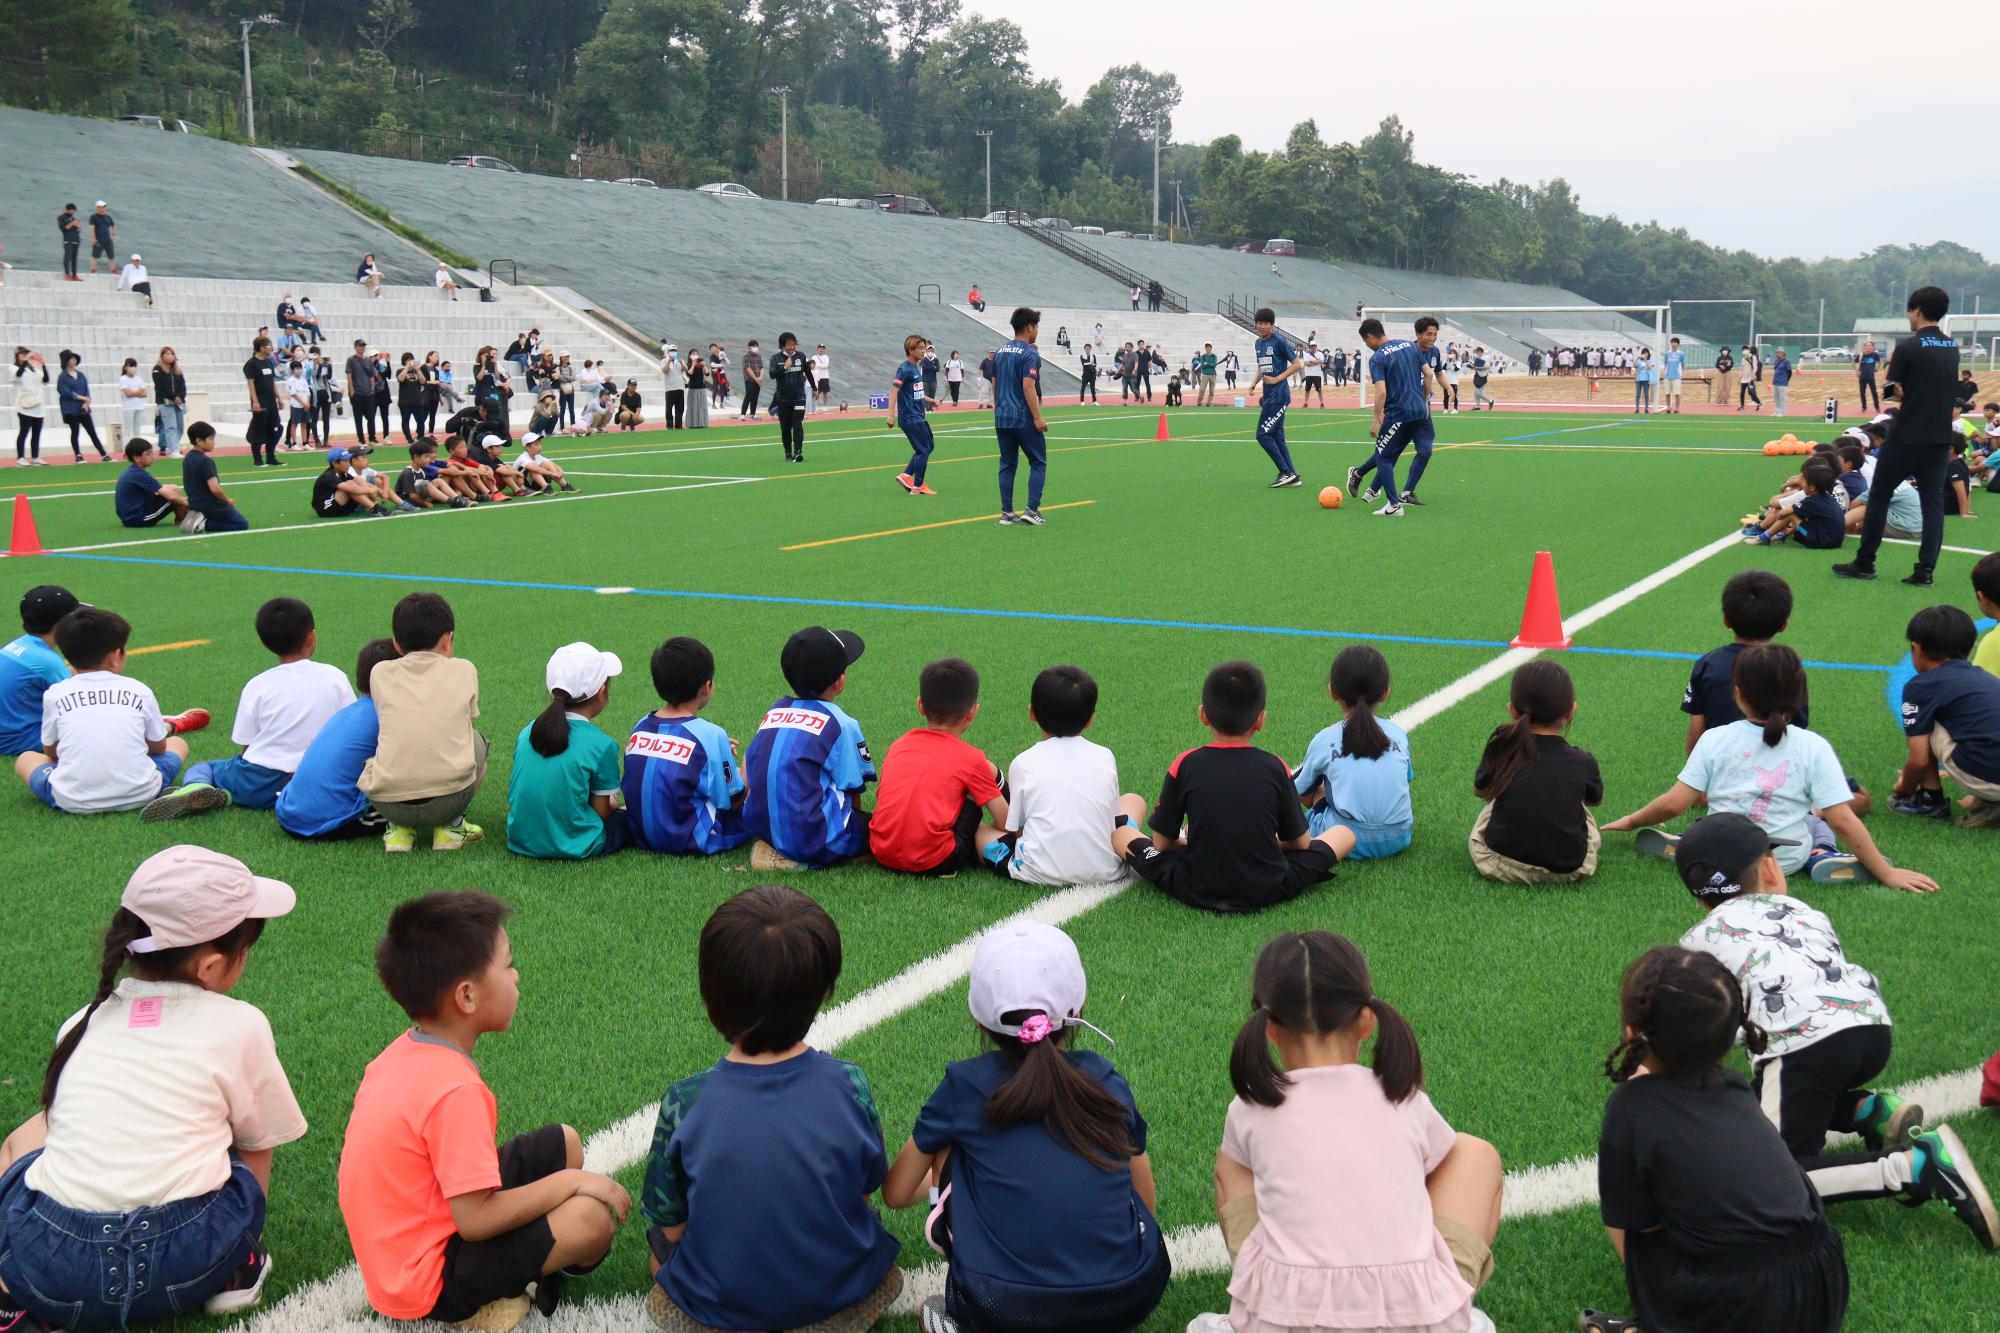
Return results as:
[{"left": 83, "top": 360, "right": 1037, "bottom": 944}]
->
[{"left": 240, "top": 526, "right": 1774, "bottom": 1331}]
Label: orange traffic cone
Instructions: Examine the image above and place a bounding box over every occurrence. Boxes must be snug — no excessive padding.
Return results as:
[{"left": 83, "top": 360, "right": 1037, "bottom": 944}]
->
[
  {"left": 1155, "top": 413, "right": 1169, "bottom": 441},
  {"left": 1587, "top": 379, "right": 1600, "bottom": 394},
  {"left": 8, "top": 495, "right": 43, "bottom": 557},
  {"left": 1510, "top": 550, "right": 1571, "bottom": 649}
]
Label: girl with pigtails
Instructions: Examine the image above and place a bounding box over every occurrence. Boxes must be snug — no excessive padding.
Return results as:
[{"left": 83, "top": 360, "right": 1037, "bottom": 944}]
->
[
  {"left": 1585, "top": 945, "right": 1850, "bottom": 1333},
  {"left": 882, "top": 921, "right": 1167, "bottom": 1333},
  {"left": 1190, "top": 931, "right": 1503, "bottom": 1333}
]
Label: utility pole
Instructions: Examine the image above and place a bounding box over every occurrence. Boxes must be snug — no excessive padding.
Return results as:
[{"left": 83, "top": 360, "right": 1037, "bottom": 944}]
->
[
  {"left": 975, "top": 130, "right": 993, "bottom": 217},
  {"left": 239, "top": 14, "right": 279, "bottom": 144},
  {"left": 1166, "top": 179, "right": 1181, "bottom": 241},
  {"left": 768, "top": 86, "right": 791, "bottom": 201},
  {"left": 1150, "top": 127, "right": 1162, "bottom": 235}
]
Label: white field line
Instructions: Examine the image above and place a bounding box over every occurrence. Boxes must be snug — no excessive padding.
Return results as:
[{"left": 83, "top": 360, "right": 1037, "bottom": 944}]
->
[
  {"left": 547, "top": 471, "right": 762, "bottom": 482},
  {"left": 1881, "top": 538, "right": 1995, "bottom": 558},
  {"left": 238, "top": 527, "right": 1778, "bottom": 1331}
]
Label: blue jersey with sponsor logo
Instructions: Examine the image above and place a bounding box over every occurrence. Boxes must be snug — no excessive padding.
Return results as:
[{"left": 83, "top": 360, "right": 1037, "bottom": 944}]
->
[
  {"left": 1662, "top": 350, "right": 1685, "bottom": 380},
  {"left": 743, "top": 697, "right": 876, "bottom": 864},
  {"left": 992, "top": 340, "right": 1042, "bottom": 431},
  {"left": 1369, "top": 340, "right": 1432, "bottom": 423},
  {"left": 893, "top": 359, "right": 928, "bottom": 430},
  {"left": 1254, "top": 334, "right": 1292, "bottom": 408},
  {"left": 624, "top": 713, "right": 751, "bottom": 855}
]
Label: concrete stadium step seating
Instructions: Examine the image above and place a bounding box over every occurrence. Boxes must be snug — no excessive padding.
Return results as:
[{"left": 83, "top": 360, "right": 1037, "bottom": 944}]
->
[
  {"left": 951, "top": 306, "right": 1261, "bottom": 392},
  {"left": 0, "top": 270, "right": 657, "bottom": 436}
]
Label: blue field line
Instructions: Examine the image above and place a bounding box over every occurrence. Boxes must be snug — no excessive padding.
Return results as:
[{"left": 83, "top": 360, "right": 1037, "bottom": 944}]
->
[
  {"left": 1492, "top": 420, "right": 1638, "bottom": 443},
  {"left": 42, "top": 551, "right": 1895, "bottom": 675}
]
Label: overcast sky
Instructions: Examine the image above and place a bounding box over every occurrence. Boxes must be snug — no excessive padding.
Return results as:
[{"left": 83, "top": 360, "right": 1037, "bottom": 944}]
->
[{"left": 999, "top": 1, "right": 2000, "bottom": 263}]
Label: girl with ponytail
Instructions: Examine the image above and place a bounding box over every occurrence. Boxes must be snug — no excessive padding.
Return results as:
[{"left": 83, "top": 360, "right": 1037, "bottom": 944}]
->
[
  {"left": 0, "top": 847, "right": 302, "bottom": 1330},
  {"left": 1606, "top": 644, "right": 1935, "bottom": 892},
  {"left": 1291, "top": 646, "right": 1413, "bottom": 859},
  {"left": 1469, "top": 659, "right": 1604, "bottom": 884},
  {"left": 882, "top": 922, "right": 1167, "bottom": 1333},
  {"left": 505, "top": 641, "right": 630, "bottom": 859},
  {"left": 1193, "top": 931, "right": 1503, "bottom": 1333}
]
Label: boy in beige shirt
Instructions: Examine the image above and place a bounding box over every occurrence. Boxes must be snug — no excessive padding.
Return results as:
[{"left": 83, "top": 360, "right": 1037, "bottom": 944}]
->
[{"left": 358, "top": 592, "right": 486, "bottom": 852}]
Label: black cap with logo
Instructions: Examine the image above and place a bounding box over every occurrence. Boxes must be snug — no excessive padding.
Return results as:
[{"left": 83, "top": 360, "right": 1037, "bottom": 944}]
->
[
  {"left": 780, "top": 626, "right": 865, "bottom": 698},
  {"left": 1674, "top": 813, "right": 1796, "bottom": 901},
  {"left": 20, "top": 585, "right": 82, "bottom": 634}
]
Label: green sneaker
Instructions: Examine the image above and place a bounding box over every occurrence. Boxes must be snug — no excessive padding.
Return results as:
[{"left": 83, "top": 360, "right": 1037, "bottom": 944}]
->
[
  {"left": 382, "top": 824, "right": 417, "bottom": 853},
  {"left": 140, "top": 781, "right": 230, "bottom": 823},
  {"left": 1852, "top": 1091, "right": 1924, "bottom": 1150},
  {"left": 1912, "top": 1126, "right": 1999, "bottom": 1250},
  {"left": 433, "top": 819, "right": 484, "bottom": 851}
]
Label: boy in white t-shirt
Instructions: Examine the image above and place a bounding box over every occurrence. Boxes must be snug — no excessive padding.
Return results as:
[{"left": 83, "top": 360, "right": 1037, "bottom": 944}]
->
[
  {"left": 986, "top": 665, "right": 1134, "bottom": 887},
  {"left": 143, "top": 597, "right": 354, "bottom": 819},
  {"left": 514, "top": 432, "right": 578, "bottom": 494},
  {"left": 15, "top": 607, "right": 209, "bottom": 814}
]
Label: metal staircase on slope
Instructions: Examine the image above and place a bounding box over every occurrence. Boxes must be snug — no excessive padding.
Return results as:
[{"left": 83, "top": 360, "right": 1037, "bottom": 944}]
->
[{"left": 1007, "top": 217, "right": 1188, "bottom": 313}]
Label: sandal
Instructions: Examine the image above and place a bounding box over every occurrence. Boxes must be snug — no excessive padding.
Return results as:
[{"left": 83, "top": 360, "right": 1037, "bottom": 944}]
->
[{"left": 1579, "top": 1311, "right": 1641, "bottom": 1333}]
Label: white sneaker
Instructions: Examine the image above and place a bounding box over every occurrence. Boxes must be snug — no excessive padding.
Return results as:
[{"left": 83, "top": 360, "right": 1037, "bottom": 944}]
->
[
  {"left": 920, "top": 1295, "right": 961, "bottom": 1333},
  {"left": 1186, "top": 1316, "right": 1234, "bottom": 1333},
  {"left": 1373, "top": 501, "right": 1405, "bottom": 516}
]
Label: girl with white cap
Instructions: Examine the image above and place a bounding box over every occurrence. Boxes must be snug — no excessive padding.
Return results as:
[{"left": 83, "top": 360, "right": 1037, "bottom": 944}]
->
[
  {"left": 882, "top": 920, "right": 1168, "bottom": 1333},
  {"left": 0, "top": 846, "right": 303, "bottom": 1329},
  {"left": 504, "top": 642, "right": 628, "bottom": 859}
]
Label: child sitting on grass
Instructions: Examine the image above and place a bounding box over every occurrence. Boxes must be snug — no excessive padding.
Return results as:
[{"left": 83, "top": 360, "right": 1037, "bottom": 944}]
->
[
  {"left": 1833, "top": 443, "right": 1868, "bottom": 508},
  {"left": 642, "top": 885, "right": 902, "bottom": 1332},
  {"left": 505, "top": 642, "right": 627, "bottom": 858},
  {"left": 0, "top": 847, "right": 302, "bottom": 1330},
  {"left": 1113, "top": 660, "right": 1354, "bottom": 913},
  {"left": 143, "top": 597, "right": 354, "bottom": 820},
  {"left": 1586, "top": 946, "right": 1849, "bottom": 1333},
  {"left": 743, "top": 626, "right": 875, "bottom": 871},
  {"left": 1890, "top": 604, "right": 2000, "bottom": 827},
  {"left": 992, "top": 665, "right": 1131, "bottom": 886},
  {"left": 359, "top": 592, "right": 487, "bottom": 852},
  {"left": 870, "top": 657, "right": 1008, "bottom": 875},
  {"left": 1191, "top": 931, "right": 1502, "bottom": 1333},
  {"left": 1605, "top": 644, "right": 1935, "bottom": 891},
  {"left": 1292, "top": 645, "right": 1414, "bottom": 860},
  {"left": 1670, "top": 814, "right": 1997, "bottom": 1248},
  {"left": 881, "top": 921, "right": 1167, "bottom": 1332},
  {"left": 1844, "top": 476, "right": 1924, "bottom": 540},
  {"left": 0, "top": 584, "right": 79, "bottom": 757},
  {"left": 1683, "top": 571, "right": 1810, "bottom": 744},
  {"left": 15, "top": 607, "right": 208, "bottom": 814},
  {"left": 441, "top": 436, "right": 504, "bottom": 502},
  {"left": 1974, "top": 552, "right": 2000, "bottom": 676},
  {"left": 514, "top": 434, "right": 576, "bottom": 494},
  {"left": 275, "top": 638, "right": 399, "bottom": 840},
  {"left": 397, "top": 441, "right": 472, "bottom": 509},
  {"left": 1744, "top": 461, "right": 1843, "bottom": 547},
  {"left": 1469, "top": 659, "right": 1603, "bottom": 884},
  {"left": 623, "top": 636, "right": 750, "bottom": 855},
  {"left": 340, "top": 892, "right": 627, "bottom": 1332}
]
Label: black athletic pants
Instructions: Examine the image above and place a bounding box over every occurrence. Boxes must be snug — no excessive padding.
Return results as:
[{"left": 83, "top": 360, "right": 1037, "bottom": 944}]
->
[
  {"left": 1852, "top": 438, "right": 1949, "bottom": 575},
  {"left": 776, "top": 405, "right": 805, "bottom": 459},
  {"left": 313, "top": 394, "right": 333, "bottom": 442},
  {"left": 739, "top": 383, "right": 760, "bottom": 417},
  {"left": 1740, "top": 379, "right": 1762, "bottom": 408},
  {"left": 65, "top": 413, "right": 106, "bottom": 458},
  {"left": 665, "top": 389, "right": 685, "bottom": 429},
  {"left": 1079, "top": 371, "right": 1095, "bottom": 402},
  {"left": 248, "top": 410, "right": 281, "bottom": 465},
  {"left": 1856, "top": 377, "right": 1880, "bottom": 411},
  {"left": 16, "top": 415, "right": 43, "bottom": 459}
]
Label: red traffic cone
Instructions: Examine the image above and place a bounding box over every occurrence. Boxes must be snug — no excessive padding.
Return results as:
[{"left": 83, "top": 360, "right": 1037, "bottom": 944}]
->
[
  {"left": 1155, "top": 413, "right": 1169, "bottom": 441},
  {"left": 1587, "top": 379, "right": 1600, "bottom": 394},
  {"left": 8, "top": 494, "right": 44, "bottom": 557},
  {"left": 1510, "top": 550, "right": 1571, "bottom": 649}
]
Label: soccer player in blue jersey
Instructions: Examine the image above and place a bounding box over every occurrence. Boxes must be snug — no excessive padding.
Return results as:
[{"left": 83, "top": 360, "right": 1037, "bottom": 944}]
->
[
  {"left": 1250, "top": 307, "right": 1303, "bottom": 488},
  {"left": 1346, "top": 316, "right": 1443, "bottom": 516},
  {"left": 743, "top": 626, "right": 876, "bottom": 870},
  {"left": 624, "top": 636, "right": 752, "bottom": 856},
  {"left": 890, "top": 333, "right": 941, "bottom": 496},
  {"left": 993, "top": 306, "right": 1051, "bottom": 525}
]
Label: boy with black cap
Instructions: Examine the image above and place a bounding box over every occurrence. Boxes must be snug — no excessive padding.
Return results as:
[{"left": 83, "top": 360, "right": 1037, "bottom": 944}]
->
[
  {"left": 743, "top": 627, "right": 874, "bottom": 871},
  {"left": 0, "top": 586, "right": 79, "bottom": 755},
  {"left": 1673, "top": 812, "right": 1997, "bottom": 1249}
]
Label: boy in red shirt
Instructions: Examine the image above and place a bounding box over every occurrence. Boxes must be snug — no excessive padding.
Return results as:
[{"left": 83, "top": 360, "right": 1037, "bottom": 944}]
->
[
  {"left": 869, "top": 657, "right": 1008, "bottom": 875},
  {"left": 338, "top": 891, "right": 628, "bottom": 1331}
]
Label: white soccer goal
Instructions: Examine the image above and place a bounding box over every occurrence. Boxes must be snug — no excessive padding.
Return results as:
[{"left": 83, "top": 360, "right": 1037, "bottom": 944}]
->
[{"left": 1354, "top": 304, "right": 1670, "bottom": 406}]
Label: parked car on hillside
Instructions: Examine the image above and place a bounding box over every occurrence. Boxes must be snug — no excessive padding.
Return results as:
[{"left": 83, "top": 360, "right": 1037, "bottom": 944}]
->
[
  {"left": 611, "top": 177, "right": 659, "bottom": 187},
  {"left": 1073, "top": 225, "right": 1106, "bottom": 236},
  {"left": 447, "top": 154, "right": 519, "bottom": 172},
  {"left": 1801, "top": 346, "right": 1855, "bottom": 363},
  {"left": 1263, "top": 238, "right": 1298, "bottom": 256},
  {"left": 1032, "top": 217, "right": 1074, "bottom": 231},
  {"left": 874, "top": 193, "right": 941, "bottom": 216},
  {"left": 815, "top": 197, "right": 882, "bottom": 209},
  {"left": 697, "top": 182, "right": 761, "bottom": 199},
  {"left": 1106, "top": 230, "right": 1136, "bottom": 239},
  {"left": 119, "top": 115, "right": 203, "bottom": 133}
]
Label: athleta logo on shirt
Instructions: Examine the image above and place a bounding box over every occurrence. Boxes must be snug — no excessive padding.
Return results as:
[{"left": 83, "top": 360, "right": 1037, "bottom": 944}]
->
[
  {"left": 628, "top": 732, "right": 696, "bottom": 764},
  {"left": 759, "top": 707, "right": 829, "bottom": 735}
]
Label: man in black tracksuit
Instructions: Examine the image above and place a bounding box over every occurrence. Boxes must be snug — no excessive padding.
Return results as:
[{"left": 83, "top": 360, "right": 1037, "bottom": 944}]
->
[
  {"left": 1836, "top": 286, "right": 1960, "bottom": 587},
  {"left": 768, "top": 332, "right": 810, "bottom": 462}
]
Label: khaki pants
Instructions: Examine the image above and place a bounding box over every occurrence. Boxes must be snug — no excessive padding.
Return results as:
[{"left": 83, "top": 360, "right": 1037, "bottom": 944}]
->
[
  {"left": 1468, "top": 802, "right": 1600, "bottom": 884},
  {"left": 1713, "top": 369, "right": 1736, "bottom": 404},
  {"left": 373, "top": 731, "right": 488, "bottom": 829},
  {"left": 1937, "top": 725, "right": 2000, "bottom": 801}
]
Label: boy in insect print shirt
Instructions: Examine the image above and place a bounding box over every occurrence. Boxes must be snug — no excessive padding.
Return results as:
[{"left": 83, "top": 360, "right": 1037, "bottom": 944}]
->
[{"left": 1672, "top": 814, "right": 1998, "bottom": 1248}]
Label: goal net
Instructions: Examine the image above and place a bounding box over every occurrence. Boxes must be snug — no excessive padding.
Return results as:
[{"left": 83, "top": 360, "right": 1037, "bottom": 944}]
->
[{"left": 1353, "top": 304, "right": 1670, "bottom": 407}]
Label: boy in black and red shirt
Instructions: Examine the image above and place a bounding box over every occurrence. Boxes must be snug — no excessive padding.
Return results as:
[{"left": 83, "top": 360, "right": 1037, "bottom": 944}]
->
[{"left": 1113, "top": 660, "right": 1353, "bottom": 912}]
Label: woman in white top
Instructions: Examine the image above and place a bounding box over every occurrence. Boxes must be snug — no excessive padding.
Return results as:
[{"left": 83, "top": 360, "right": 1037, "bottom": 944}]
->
[
  {"left": 13, "top": 346, "right": 50, "bottom": 464},
  {"left": 945, "top": 352, "right": 965, "bottom": 406},
  {"left": 117, "top": 357, "right": 150, "bottom": 445}
]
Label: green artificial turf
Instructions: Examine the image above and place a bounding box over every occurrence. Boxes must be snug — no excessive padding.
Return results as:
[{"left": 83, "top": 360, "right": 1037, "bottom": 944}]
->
[{"left": 2, "top": 403, "right": 1995, "bottom": 1330}]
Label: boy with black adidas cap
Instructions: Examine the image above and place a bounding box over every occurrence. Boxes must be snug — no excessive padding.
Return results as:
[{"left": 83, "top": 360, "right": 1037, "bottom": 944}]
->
[
  {"left": 0, "top": 586, "right": 79, "bottom": 755},
  {"left": 1673, "top": 813, "right": 1997, "bottom": 1250},
  {"left": 743, "top": 627, "right": 875, "bottom": 871}
]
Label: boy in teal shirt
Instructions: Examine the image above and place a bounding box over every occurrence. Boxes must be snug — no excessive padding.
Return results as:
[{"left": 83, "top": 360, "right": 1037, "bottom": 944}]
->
[{"left": 506, "top": 643, "right": 628, "bottom": 858}]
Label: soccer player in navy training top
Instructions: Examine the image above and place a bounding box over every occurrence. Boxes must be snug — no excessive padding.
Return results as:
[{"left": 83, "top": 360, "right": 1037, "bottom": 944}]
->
[
  {"left": 890, "top": 334, "right": 941, "bottom": 496},
  {"left": 1250, "top": 308, "right": 1302, "bottom": 488},
  {"left": 993, "top": 306, "right": 1050, "bottom": 526},
  {"left": 1347, "top": 316, "right": 1442, "bottom": 517}
]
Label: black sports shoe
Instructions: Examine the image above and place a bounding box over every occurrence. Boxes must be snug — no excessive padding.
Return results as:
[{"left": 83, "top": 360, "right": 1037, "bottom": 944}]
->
[
  {"left": 202, "top": 1241, "right": 273, "bottom": 1314},
  {"left": 1402, "top": 492, "right": 1424, "bottom": 506},
  {"left": 1344, "top": 466, "right": 1364, "bottom": 492},
  {"left": 1902, "top": 570, "right": 1934, "bottom": 587},
  {"left": 1912, "top": 1126, "right": 1999, "bottom": 1250},
  {"left": 1890, "top": 788, "right": 1950, "bottom": 819},
  {"left": 1267, "top": 474, "right": 1290, "bottom": 488},
  {"left": 1831, "top": 562, "right": 1877, "bottom": 580},
  {"left": 1017, "top": 509, "right": 1046, "bottom": 525},
  {"left": 534, "top": 1271, "right": 565, "bottom": 1317},
  {"left": 1274, "top": 474, "right": 1302, "bottom": 488}
]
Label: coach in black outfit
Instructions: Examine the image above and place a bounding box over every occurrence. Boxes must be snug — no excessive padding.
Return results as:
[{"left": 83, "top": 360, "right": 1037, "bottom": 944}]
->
[{"left": 1834, "top": 287, "right": 1958, "bottom": 587}]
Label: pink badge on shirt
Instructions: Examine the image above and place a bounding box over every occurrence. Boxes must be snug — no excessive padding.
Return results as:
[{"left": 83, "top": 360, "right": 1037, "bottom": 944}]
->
[{"left": 129, "top": 997, "right": 164, "bottom": 1029}]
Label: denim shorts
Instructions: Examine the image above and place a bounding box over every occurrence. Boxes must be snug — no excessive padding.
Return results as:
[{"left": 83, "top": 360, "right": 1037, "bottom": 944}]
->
[
  {"left": 28, "top": 752, "right": 182, "bottom": 811},
  {"left": 0, "top": 1149, "right": 264, "bottom": 1331}
]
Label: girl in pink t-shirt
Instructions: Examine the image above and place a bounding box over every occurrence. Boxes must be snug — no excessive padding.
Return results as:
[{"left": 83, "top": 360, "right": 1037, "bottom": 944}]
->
[{"left": 1193, "top": 931, "right": 1504, "bottom": 1333}]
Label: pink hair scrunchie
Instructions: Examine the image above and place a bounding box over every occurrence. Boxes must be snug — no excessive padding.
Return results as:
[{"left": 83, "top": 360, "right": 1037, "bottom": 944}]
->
[{"left": 1017, "top": 1014, "right": 1055, "bottom": 1045}]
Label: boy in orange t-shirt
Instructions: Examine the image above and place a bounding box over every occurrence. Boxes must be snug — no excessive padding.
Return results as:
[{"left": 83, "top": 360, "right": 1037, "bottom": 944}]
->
[
  {"left": 869, "top": 657, "right": 1009, "bottom": 875},
  {"left": 338, "top": 891, "right": 629, "bottom": 1329}
]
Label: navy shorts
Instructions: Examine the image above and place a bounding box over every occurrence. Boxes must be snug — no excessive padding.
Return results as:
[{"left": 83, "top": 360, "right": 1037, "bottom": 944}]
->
[{"left": 185, "top": 755, "right": 290, "bottom": 809}]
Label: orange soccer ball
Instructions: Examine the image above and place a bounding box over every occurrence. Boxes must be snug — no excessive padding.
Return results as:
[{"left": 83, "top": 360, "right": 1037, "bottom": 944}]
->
[
  {"left": 1763, "top": 442, "right": 1780, "bottom": 455},
  {"left": 1319, "top": 486, "right": 1344, "bottom": 509}
]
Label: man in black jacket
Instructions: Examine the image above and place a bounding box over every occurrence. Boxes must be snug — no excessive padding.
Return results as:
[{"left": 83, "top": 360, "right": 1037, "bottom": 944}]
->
[
  {"left": 768, "top": 333, "right": 810, "bottom": 462},
  {"left": 1836, "top": 287, "right": 1960, "bottom": 587}
]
